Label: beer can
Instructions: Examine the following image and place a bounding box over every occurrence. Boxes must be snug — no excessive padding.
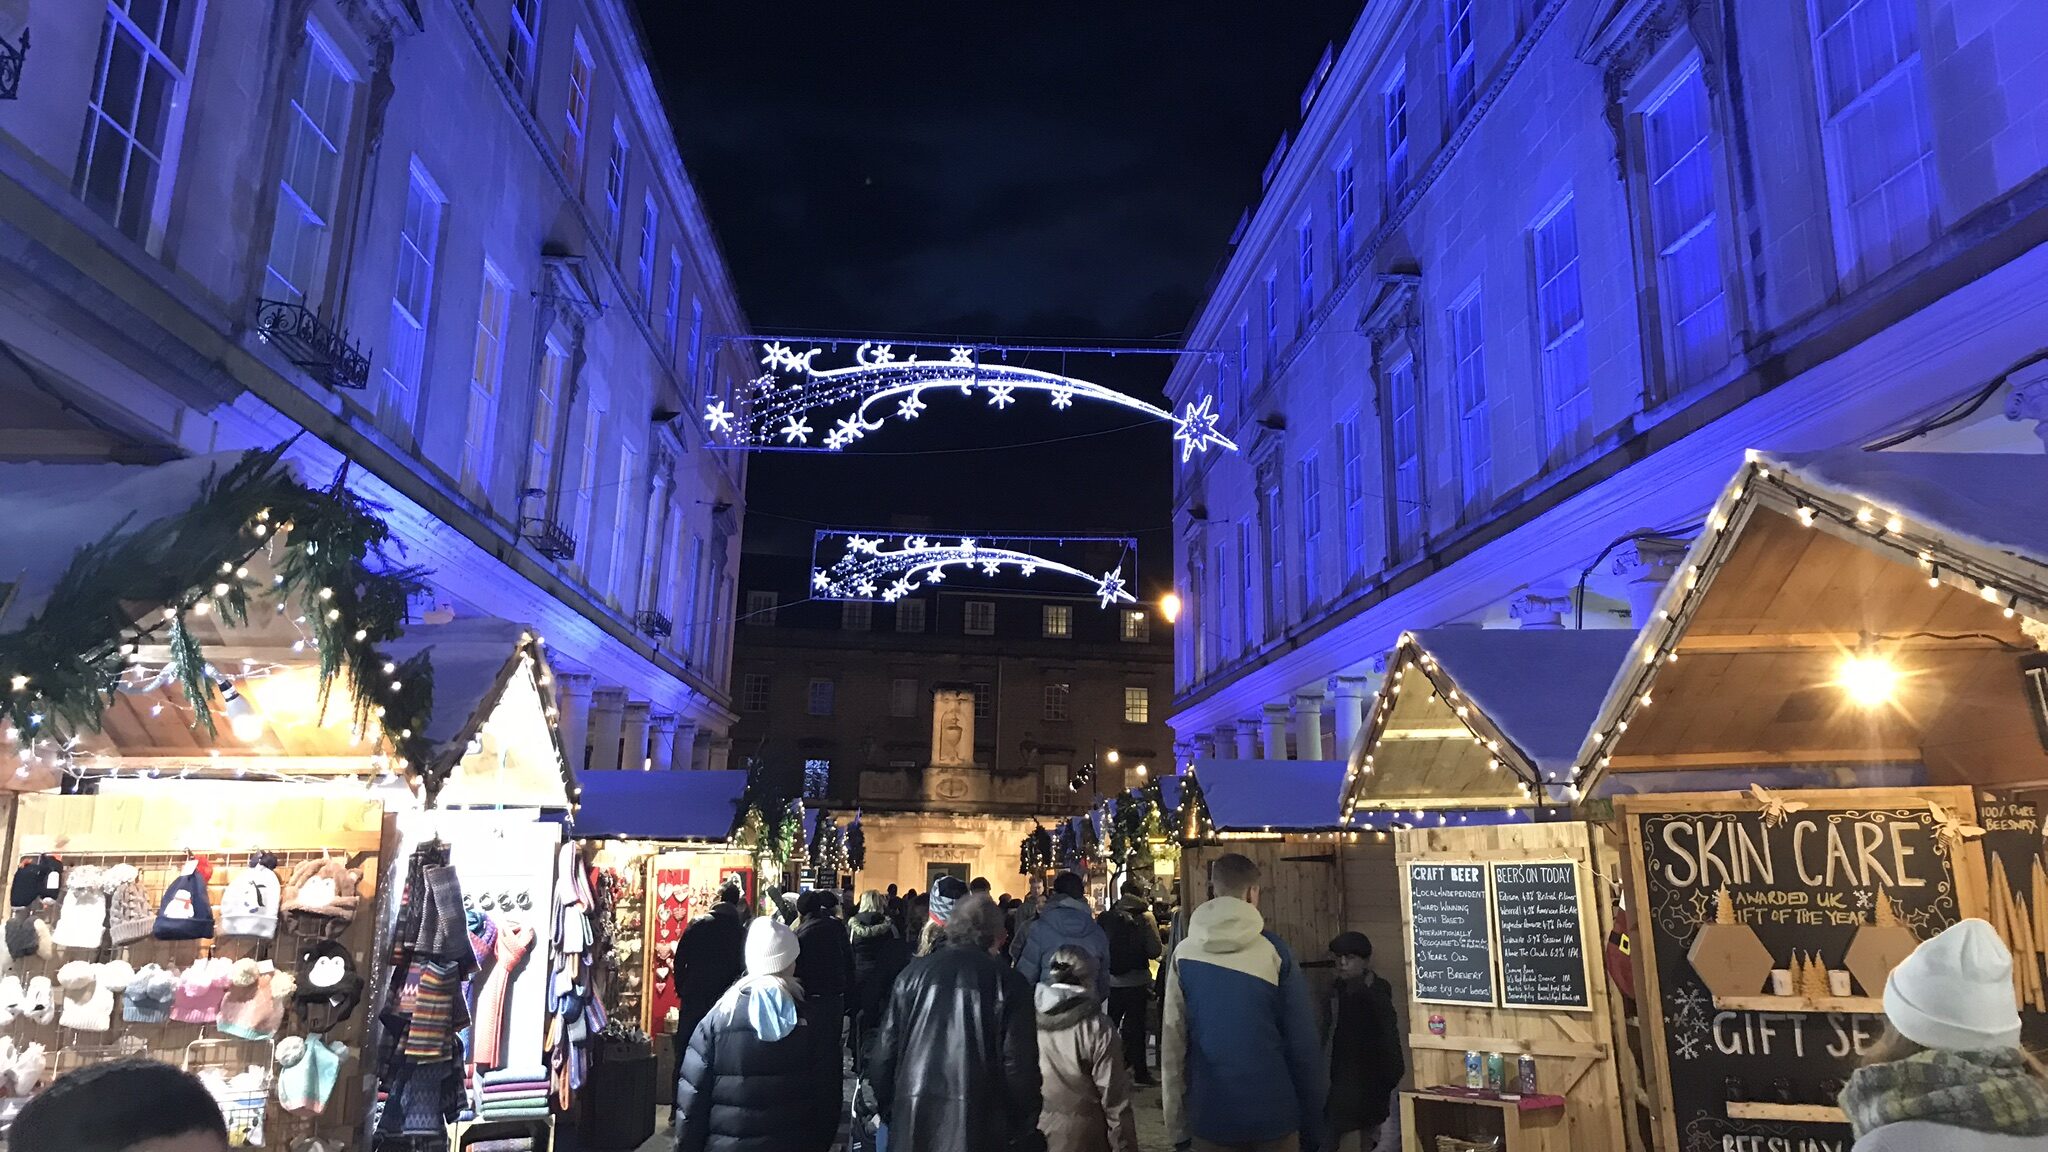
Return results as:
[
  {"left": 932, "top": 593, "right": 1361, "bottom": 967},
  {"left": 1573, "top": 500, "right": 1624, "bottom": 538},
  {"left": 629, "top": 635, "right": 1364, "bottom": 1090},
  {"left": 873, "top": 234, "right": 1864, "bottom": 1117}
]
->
[
  {"left": 1486, "top": 1052, "right": 1505, "bottom": 1092},
  {"left": 1464, "top": 1050, "right": 1483, "bottom": 1089},
  {"left": 1517, "top": 1053, "right": 1538, "bottom": 1096}
]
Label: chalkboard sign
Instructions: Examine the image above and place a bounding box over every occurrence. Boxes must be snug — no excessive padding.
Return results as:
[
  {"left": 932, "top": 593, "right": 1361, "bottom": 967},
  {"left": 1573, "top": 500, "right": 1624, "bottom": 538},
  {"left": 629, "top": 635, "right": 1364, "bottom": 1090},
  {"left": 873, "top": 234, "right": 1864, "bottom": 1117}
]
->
[
  {"left": 1979, "top": 791, "right": 2048, "bottom": 1055},
  {"left": 1406, "top": 861, "right": 1495, "bottom": 1006},
  {"left": 1491, "top": 860, "right": 1591, "bottom": 1010},
  {"left": 1627, "top": 793, "right": 1967, "bottom": 1152}
]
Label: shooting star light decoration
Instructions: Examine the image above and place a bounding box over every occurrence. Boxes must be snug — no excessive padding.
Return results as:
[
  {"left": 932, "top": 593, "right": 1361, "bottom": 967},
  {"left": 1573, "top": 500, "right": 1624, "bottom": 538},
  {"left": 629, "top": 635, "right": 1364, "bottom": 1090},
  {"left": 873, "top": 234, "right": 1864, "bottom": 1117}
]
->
[
  {"left": 811, "top": 532, "right": 1137, "bottom": 608},
  {"left": 708, "top": 341, "right": 1237, "bottom": 463}
]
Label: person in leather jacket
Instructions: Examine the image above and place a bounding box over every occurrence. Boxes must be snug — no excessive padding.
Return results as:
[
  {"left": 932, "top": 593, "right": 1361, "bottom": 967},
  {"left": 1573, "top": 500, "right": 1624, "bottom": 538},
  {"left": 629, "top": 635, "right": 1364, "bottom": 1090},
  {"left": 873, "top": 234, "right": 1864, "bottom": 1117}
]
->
[{"left": 868, "top": 891, "right": 1046, "bottom": 1152}]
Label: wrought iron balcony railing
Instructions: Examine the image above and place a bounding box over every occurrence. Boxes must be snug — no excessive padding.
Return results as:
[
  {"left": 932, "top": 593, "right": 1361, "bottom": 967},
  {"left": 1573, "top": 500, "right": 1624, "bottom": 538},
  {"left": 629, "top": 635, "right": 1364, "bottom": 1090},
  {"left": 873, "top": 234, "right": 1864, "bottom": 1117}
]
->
[
  {"left": 635, "top": 610, "right": 673, "bottom": 638},
  {"left": 0, "top": 27, "right": 25, "bottom": 101},
  {"left": 254, "top": 298, "right": 371, "bottom": 391},
  {"left": 520, "top": 515, "right": 577, "bottom": 561}
]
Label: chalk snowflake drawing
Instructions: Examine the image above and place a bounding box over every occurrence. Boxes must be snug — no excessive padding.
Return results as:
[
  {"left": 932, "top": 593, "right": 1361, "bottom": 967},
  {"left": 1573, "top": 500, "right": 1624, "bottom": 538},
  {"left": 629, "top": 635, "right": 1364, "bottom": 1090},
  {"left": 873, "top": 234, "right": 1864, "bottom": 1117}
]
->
[
  {"left": 1674, "top": 1030, "right": 1703, "bottom": 1061},
  {"left": 1671, "top": 984, "right": 1710, "bottom": 1026}
]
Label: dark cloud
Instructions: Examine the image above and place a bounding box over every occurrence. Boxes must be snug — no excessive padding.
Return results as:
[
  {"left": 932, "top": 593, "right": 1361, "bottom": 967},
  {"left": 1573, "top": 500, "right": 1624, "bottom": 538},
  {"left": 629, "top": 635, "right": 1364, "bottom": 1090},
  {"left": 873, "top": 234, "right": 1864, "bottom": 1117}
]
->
[{"left": 635, "top": 2, "right": 1360, "bottom": 586}]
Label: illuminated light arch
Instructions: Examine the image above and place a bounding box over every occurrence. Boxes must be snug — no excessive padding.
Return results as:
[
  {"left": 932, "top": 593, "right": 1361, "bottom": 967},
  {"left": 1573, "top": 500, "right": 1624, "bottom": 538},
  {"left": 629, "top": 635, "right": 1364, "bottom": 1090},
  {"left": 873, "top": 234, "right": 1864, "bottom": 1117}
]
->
[
  {"left": 811, "top": 531, "right": 1137, "bottom": 608},
  {"left": 704, "top": 341, "right": 1235, "bottom": 463}
]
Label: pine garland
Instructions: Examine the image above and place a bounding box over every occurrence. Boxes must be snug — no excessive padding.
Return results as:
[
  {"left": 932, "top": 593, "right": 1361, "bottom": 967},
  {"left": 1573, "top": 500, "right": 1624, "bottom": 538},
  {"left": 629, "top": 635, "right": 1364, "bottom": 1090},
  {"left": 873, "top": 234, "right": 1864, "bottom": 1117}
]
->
[{"left": 0, "top": 446, "right": 439, "bottom": 793}]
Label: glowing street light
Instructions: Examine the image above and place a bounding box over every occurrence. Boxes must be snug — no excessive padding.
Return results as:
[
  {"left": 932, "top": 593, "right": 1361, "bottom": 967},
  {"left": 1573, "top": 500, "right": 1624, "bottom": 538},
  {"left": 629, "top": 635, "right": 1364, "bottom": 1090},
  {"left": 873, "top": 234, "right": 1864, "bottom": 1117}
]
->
[{"left": 1160, "top": 591, "right": 1183, "bottom": 624}]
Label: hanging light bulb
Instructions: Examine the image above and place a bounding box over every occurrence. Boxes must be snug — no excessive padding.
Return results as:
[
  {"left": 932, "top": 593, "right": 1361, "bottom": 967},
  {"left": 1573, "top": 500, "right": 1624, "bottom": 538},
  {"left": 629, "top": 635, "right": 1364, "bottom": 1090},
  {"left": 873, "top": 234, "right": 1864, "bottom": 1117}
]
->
[
  {"left": 1835, "top": 648, "right": 1903, "bottom": 709},
  {"left": 217, "top": 679, "right": 266, "bottom": 743}
]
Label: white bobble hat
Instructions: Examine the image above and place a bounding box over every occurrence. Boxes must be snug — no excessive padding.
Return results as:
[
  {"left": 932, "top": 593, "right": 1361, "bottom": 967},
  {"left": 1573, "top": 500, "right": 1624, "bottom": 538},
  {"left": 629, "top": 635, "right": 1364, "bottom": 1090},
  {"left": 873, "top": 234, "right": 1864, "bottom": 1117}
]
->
[
  {"left": 744, "top": 917, "right": 799, "bottom": 978},
  {"left": 1883, "top": 918, "right": 2021, "bottom": 1051}
]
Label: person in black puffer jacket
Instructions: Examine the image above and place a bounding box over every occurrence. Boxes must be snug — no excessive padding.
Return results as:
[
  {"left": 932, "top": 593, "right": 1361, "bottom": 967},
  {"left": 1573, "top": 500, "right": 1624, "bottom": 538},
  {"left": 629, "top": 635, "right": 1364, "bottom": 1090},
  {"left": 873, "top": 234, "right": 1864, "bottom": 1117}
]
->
[
  {"left": 674, "top": 917, "right": 839, "bottom": 1152},
  {"left": 794, "top": 891, "right": 855, "bottom": 1054},
  {"left": 849, "top": 890, "right": 911, "bottom": 1072}
]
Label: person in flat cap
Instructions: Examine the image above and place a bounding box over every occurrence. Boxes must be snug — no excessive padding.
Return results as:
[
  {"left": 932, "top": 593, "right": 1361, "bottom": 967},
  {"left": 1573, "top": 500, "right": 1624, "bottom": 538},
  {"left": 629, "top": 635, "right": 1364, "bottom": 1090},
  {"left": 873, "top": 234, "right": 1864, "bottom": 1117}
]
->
[{"left": 1326, "top": 932, "right": 1403, "bottom": 1151}]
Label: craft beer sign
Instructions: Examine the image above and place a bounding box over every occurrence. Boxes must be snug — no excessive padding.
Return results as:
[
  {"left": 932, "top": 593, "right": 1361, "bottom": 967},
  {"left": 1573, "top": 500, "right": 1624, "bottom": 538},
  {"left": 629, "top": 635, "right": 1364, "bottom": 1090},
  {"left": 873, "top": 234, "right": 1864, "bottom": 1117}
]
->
[{"left": 1620, "top": 789, "right": 1981, "bottom": 1152}]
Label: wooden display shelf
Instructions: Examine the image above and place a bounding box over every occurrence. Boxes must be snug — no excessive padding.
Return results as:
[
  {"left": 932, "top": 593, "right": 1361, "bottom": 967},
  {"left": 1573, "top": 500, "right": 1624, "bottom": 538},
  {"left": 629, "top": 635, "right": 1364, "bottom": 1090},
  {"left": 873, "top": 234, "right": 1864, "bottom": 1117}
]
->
[
  {"left": 1711, "top": 994, "right": 1883, "bottom": 1014},
  {"left": 1726, "top": 1102, "right": 1846, "bottom": 1123},
  {"left": 1403, "top": 1088, "right": 1570, "bottom": 1152}
]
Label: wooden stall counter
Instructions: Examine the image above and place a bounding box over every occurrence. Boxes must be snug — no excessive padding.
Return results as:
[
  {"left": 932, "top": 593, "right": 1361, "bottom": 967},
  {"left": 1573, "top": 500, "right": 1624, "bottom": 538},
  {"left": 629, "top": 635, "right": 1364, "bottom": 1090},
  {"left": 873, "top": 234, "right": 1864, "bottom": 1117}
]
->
[{"left": 1402, "top": 1087, "right": 1569, "bottom": 1152}]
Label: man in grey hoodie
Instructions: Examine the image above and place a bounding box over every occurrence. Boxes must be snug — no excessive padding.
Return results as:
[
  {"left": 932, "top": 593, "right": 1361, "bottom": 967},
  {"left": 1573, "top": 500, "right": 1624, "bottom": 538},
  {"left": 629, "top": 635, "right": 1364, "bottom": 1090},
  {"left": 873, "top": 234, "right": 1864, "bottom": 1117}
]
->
[{"left": 1014, "top": 872, "right": 1111, "bottom": 1000}]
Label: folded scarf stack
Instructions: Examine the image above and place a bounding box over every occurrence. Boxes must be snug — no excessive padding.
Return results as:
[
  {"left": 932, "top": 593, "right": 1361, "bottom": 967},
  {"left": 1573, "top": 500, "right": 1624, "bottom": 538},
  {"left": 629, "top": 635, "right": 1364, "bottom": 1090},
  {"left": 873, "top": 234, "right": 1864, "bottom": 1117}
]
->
[{"left": 475, "top": 1067, "right": 551, "bottom": 1120}]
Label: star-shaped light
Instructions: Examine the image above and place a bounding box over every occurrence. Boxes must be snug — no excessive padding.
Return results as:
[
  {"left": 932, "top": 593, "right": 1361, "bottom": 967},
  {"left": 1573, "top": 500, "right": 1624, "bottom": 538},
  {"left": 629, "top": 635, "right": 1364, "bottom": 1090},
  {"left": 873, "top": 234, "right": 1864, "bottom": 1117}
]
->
[
  {"left": 897, "top": 393, "right": 927, "bottom": 420},
  {"left": 780, "top": 415, "right": 813, "bottom": 444},
  {"left": 872, "top": 344, "right": 896, "bottom": 365},
  {"left": 981, "top": 560, "right": 1002, "bottom": 576},
  {"left": 950, "top": 346, "right": 975, "bottom": 365},
  {"left": 1049, "top": 386, "right": 1075, "bottom": 410},
  {"left": 926, "top": 567, "right": 946, "bottom": 584},
  {"left": 847, "top": 534, "right": 874, "bottom": 554},
  {"left": 884, "top": 578, "right": 913, "bottom": 601},
  {"left": 705, "top": 401, "right": 735, "bottom": 435},
  {"left": 761, "top": 341, "right": 794, "bottom": 369},
  {"left": 987, "top": 383, "right": 1017, "bottom": 409},
  {"left": 812, "top": 569, "right": 831, "bottom": 591},
  {"left": 857, "top": 579, "right": 878, "bottom": 597},
  {"left": 1171, "top": 395, "right": 1233, "bottom": 463},
  {"left": 1020, "top": 561, "right": 1039, "bottom": 578},
  {"left": 1094, "top": 567, "right": 1134, "bottom": 608},
  {"left": 830, "top": 416, "right": 865, "bottom": 448},
  {"left": 959, "top": 538, "right": 978, "bottom": 551}
]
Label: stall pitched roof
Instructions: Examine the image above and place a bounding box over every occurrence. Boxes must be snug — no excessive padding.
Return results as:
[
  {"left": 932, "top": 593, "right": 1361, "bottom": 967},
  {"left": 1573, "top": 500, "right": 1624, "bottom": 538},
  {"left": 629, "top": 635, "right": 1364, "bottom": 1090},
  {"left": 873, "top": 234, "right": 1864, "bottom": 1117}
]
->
[
  {"left": 573, "top": 769, "right": 749, "bottom": 841},
  {"left": 1575, "top": 449, "right": 2048, "bottom": 797},
  {"left": 383, "top": 617, "right": 575, "bottom": 808},
  {"left": 1195, "top": 759, "right": 1347, "bottom": 831},
  {"left": 1342, "top": 628, "right": 1633, "bottom": 815}
]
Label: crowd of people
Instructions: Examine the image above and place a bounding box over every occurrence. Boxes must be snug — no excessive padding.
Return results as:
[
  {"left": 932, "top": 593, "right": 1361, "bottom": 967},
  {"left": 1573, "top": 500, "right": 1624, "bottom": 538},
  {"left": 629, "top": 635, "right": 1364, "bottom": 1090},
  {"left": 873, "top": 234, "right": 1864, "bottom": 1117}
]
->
[{"left": 23, "top": 866, "right": 2048, "bottom": 1152}]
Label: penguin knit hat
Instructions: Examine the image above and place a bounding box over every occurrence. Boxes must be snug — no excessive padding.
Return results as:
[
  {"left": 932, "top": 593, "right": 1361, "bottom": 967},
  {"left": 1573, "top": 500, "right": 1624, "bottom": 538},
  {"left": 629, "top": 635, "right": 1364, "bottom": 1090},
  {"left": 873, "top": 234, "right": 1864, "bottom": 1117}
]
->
[
  {"left": 219, "top": 864, "right": 280, "bottom": 939},
  {"left": 7, "top": 856, "right": 60, "bottom": 909},
  {"left": 1884, "top": 917, "right": 2023, "bottom": 1050}
]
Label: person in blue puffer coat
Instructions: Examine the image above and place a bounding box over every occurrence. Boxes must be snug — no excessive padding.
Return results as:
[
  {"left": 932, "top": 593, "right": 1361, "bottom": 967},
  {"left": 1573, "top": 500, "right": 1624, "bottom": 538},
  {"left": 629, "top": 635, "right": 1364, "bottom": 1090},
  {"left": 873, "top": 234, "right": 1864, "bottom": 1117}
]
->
[
  {"left": 1014, "top": 872, "right": 1111, "bottom": 999},
  {"left": 1162, "top": 853, "right": 1327, "bottom": 1152}
]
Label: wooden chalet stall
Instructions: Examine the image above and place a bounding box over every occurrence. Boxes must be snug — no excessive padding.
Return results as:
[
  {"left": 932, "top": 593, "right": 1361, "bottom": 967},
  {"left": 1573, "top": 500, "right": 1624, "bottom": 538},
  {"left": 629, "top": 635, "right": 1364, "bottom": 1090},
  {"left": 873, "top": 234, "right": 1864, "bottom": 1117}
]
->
[
  {"left": 1341, "top": 629, "right": 1636, "bottom": 1152},
  {"left": 0, "top": 453, "right": 586, "bottom": 1149},
  {"left": 1571, "top": 449, "right": 2048, "bottom": 1152}
]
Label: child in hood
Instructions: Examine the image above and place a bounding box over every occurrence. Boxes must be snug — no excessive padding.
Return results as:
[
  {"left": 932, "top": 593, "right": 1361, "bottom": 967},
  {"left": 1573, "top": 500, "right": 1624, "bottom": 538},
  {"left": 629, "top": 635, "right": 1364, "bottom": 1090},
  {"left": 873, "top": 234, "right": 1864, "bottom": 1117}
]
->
[
  {"left": 1034, "top": 945, "right": 1139, "bottom": 1152},
  {"left": 1840, "top": 918, "right": 2048, "bottom": 1151},
  {"left": 673, "top": 917, "right": 841, "bottom": 1152}
]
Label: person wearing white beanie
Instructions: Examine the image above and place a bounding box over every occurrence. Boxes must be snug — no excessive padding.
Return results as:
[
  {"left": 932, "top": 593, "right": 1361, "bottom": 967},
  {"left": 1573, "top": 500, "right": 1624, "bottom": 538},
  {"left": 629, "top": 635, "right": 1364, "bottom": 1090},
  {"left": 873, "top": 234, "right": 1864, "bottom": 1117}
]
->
[
  {"left": 673, "top": 917, "right": 841, "bottom": 1152},
  {"left": 1841, "top": 918, "right": 2048, "bottom": 1151}
]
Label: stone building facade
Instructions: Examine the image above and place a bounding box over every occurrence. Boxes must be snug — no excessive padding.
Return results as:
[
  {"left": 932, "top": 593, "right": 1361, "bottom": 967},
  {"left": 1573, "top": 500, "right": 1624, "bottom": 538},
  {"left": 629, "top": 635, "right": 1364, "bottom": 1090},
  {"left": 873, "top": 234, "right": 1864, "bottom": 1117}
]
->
[
  {"left": 732, "top": 542, "right": 1175, "bottom": 892},
  {"left": 0, "top": 0, "right": 752, "bottom": 766},
  {"left": 1167, "top": 0, "right": 2048, "bottom": 763}
]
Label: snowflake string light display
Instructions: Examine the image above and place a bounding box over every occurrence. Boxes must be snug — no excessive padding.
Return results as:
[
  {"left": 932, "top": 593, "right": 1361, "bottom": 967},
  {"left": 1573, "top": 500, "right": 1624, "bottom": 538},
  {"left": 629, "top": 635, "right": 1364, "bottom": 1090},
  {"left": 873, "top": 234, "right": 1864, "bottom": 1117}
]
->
[
  {"left": 707, "top": 340, "right": 1238, "bottom": 462},
  {"left": 811, "top": 531, "right": 1139, "bottom": 607}
]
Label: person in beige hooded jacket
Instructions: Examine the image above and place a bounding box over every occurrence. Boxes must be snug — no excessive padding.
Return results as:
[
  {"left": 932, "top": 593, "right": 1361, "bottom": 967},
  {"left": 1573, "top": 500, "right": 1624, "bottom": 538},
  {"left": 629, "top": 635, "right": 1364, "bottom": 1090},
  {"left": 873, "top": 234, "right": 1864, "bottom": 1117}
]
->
[{"left": 1035, "top": 945, "right": 1139, "bottom": 1152}]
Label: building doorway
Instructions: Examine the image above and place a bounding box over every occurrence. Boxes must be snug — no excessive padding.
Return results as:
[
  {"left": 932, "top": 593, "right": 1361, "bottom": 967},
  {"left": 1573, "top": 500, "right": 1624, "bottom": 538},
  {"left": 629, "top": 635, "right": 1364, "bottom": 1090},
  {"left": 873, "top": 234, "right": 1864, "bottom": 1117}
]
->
[{"left": 925, "top": 862, "right": 969, "bottom": 889}]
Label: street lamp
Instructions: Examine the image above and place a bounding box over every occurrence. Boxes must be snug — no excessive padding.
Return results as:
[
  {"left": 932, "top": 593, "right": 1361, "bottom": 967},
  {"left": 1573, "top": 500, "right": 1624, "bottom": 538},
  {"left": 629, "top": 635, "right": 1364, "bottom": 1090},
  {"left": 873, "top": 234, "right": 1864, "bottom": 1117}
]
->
[
  {"left": 1159, "top": 592, "right": 1183, "bottom": 624},
  {"left": 1105, "top": 748, "right": 1120, "bottom": 765}
]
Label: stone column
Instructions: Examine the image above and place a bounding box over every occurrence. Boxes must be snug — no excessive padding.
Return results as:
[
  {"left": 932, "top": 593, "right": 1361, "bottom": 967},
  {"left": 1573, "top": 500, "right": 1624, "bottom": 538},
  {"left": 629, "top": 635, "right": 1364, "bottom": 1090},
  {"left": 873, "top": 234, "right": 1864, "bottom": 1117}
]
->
[
  {"left": 555, "top": 672, "right": 593, "bottom": 776},
  {"left": 1611, "top": 538, "right": 1688, "bottom": 625},
  {"left": 587, "top": 687, "right": 626, "bottom": 772},
  {"left": 1510, "top": 593, "right": 1572, "bottom": 630},
  {"left": 1234, "top": 719, "right": 1260, "bottom": 759},
  {"left": 708, "top": 737, "right": 732, "bottom": 772},
  {"left": 1192, "top": 733, "right": 1217, "bottom": 761},
  {"left": 1332, "top": 676, "right": 1369, "bottom": 760},
  {"left": 1261, "top": 703, "right": 1290, "bottom": 760},
  {"left": 647, "top": 714, "right": 678, "bottom": 772},
  {"left": 670, "top": 721, "right": 698, "bottom": 772},
  {"left": 2004, "top": 359, "right": 2048, "bottom": 451},
  {"left": 1294, "top": 693, "right": 1325, "bottom": 760},
  {"left": 621, "top": 700, "right": 651, "bottom": 771},
  {"left": 691, "top": 731, "right": 714, "bottom": 771}
]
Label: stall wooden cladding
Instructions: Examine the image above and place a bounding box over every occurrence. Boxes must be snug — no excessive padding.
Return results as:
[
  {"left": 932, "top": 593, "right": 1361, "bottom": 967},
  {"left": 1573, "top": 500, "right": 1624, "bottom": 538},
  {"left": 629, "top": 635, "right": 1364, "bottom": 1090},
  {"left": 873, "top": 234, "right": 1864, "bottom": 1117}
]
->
[
  {"left": 1178, "top": 839, "right": 1394, "bottom": 1017},
  {"left": 1395, "top": 822, "right": 1625, "bottom": 1152}
]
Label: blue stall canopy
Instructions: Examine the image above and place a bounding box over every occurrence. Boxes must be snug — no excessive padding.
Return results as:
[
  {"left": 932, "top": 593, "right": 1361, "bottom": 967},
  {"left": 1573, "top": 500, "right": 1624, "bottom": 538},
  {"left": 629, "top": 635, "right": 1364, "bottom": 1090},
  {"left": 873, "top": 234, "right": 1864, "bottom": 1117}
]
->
[
  {"left": 1193, "top": 758, "right": 1348, "bottom": 832},
  {"left": 574, "top": 769, "right": 750, "bottom": 842}
]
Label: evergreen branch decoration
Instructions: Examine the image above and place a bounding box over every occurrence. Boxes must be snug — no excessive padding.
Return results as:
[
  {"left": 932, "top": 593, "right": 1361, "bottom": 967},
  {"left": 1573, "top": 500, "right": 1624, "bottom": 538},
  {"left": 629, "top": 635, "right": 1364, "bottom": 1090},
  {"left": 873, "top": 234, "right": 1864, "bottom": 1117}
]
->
[{"left": 0, "top": 446, "right": 440, "bottom": 793}]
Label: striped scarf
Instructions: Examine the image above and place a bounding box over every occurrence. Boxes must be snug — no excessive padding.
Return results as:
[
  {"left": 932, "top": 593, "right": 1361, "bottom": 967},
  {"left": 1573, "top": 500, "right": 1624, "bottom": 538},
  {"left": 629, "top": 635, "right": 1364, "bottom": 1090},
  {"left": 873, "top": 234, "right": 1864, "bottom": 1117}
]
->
[
  {"left": 400, "top": 961, "right": 463, "bottom": 1062},
  {"left": 472, "top": 924, "right": 535, "bottom": 1071},
  {"left": 1842, "top": 1048, "right": 2048, "bottom": 1139}
]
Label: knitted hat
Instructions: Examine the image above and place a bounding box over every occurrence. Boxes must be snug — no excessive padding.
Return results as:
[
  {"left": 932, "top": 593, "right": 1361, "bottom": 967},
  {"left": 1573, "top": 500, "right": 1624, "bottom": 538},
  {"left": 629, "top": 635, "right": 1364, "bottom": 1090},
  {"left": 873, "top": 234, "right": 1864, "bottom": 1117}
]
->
[
  {"left": 171, "top": 957, "right": 232, "bottom": 1024},
  {"left": 4, "top": 913, "right": 37, "bottom": 959},
  {"left": 276, "top": 1034, "right": 349, "bottom": 1116},
  {"left": 1884, "top": 918, "right": 2022, "bottom": 1050},
  {"left": 928, "top": 875, "right": 969, "bottom": 926},
  {"left": 745, "top": 916, "right": 800, "bottom": 977},
  {"left": 8, "top": 856, "right": 61, "bottom": 909},
  {"left": 123, "top": 964, "right": 177, "bottom": 1024},
  {"left": 282, "top": 857, "right": 360, "bottom": 926},
  {"left": 219, "top": 865, "right": 280, "bottom": 939},
  {"left": 104, "top": 864, "right": 154, "bottom": 946},
  {"left": 19, "top": 975, "right": 51, "bottom": 1025},
  {"left": 218, "top": 959, "right": 296, "bottom": 1040},
  {"left": 56, "top": 960, "right": 119, "bottom": 1032},
  {"left": 50, "top": 865, "right": 107, "bottom": 951},
  {"left": 294, "top": 939, "right": 362, "bottom": 1032},
  {"left": 152, "top": 868, "right": 214, "bottom": 940}
]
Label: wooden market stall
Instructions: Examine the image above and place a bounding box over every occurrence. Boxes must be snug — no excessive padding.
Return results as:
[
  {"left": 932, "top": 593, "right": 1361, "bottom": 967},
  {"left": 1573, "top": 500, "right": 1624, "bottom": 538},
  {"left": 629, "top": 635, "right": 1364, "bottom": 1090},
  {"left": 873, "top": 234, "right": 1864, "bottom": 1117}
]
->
[
  {"left": 1568, "top": 448, "right": 2048, "bottom": 1152},
  {"left": 0, "top": 451, "right": 586, "bottom": 1151},
  {"left": 1339, "top": 628, "right": 1637, "bottom": 1152}
]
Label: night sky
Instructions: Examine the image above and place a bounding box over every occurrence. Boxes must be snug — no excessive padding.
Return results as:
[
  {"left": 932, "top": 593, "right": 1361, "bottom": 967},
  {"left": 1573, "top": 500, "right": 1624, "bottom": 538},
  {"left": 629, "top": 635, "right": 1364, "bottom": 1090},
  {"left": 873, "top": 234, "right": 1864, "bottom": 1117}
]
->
[{"left": 634, "top": 4, "right": 1363, "bottom": 591}]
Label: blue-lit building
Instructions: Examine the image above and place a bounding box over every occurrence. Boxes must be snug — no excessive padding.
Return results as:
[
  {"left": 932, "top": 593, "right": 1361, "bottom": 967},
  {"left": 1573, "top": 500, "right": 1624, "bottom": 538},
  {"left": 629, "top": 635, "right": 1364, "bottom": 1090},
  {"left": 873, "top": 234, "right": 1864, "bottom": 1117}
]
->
[
  {"left": 1166, "top": 0, "right": 2048, "bottom": 764},
  {"left": 0, "top": 0, "right": 751, "bottom": 771}
]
